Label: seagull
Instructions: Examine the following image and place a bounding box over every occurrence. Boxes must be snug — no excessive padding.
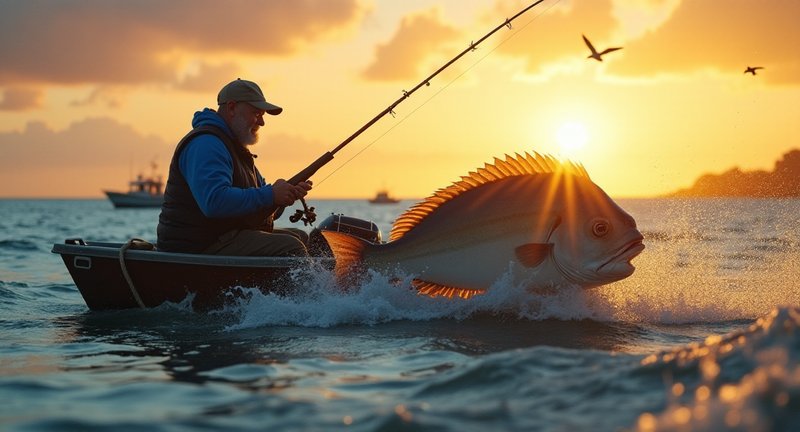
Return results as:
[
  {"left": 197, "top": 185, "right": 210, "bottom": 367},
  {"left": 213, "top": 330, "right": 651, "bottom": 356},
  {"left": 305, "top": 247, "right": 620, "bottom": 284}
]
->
[
  {"left": 744, "top": 66, "right": 763, "bottom": 75},
  {"left": 582, "top": 34, "right": 622, "bottom": 62}
]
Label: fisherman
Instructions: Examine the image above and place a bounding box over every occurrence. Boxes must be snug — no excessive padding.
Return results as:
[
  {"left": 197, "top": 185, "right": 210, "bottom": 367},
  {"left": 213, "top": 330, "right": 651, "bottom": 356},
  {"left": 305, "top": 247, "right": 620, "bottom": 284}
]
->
[{"left": 157, "top": 78, "right": 313, "bottom": 256}]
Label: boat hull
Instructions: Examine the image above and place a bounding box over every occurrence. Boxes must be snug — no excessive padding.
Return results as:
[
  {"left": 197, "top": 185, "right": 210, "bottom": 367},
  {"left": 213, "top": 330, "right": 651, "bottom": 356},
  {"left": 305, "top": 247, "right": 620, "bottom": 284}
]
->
[
  {"left": 368, "top": 191, "right": 400, "bottom": 204},
  {"left": 104, "top": 191, "right": 163, "bottom": 208},
  {"left": 368, "top": 198, "right": 400, "bottom": 204},
  {"left": 52, "top": 240, "right": 333, "bottom": 311}
]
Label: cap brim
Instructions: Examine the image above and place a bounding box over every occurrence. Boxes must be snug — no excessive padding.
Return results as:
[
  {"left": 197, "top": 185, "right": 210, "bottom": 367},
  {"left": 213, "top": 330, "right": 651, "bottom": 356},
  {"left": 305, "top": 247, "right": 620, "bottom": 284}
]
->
[{"left": 249, "top": 100, "right": 282, "bottom": 115}]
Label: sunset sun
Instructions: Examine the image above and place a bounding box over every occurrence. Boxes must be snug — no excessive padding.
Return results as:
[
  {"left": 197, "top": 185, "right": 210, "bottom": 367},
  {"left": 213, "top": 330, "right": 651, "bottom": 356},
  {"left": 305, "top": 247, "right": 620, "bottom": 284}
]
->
[{"left": 556, "top": 121, "right": 588, "bottom": 158}]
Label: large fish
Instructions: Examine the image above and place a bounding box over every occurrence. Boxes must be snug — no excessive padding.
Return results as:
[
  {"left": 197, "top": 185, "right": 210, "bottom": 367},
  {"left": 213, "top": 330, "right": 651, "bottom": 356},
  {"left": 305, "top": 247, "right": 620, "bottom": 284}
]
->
[{"left": 322, "top": 152, "right": 644, "bottom": 298}]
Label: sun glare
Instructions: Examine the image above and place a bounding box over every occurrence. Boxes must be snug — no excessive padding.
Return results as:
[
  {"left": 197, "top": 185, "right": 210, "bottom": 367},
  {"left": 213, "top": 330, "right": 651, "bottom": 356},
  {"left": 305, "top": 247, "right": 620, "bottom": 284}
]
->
[{"left": 556, "top": 121, "right": 588, "bottom": 158}]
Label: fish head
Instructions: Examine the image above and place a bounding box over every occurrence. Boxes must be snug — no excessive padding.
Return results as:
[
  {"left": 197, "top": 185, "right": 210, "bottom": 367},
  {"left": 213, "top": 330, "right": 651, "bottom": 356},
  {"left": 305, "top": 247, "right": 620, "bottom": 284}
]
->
[{"left": 548, "top": 176, "right": 644, "bottom": 286}]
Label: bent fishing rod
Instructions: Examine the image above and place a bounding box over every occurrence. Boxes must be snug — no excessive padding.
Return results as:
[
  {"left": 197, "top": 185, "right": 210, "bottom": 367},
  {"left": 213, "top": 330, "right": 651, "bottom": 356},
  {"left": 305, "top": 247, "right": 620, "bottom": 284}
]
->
[{"left": 276, "top": 0, "right": 547, "bottom": 225}]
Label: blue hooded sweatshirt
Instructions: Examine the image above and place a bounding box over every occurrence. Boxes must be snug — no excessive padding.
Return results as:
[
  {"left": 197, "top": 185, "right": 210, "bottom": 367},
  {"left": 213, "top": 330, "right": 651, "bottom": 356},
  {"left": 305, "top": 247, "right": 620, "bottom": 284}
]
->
[{"left": 179, "top": 109, "right": 275, "bottom": 217}]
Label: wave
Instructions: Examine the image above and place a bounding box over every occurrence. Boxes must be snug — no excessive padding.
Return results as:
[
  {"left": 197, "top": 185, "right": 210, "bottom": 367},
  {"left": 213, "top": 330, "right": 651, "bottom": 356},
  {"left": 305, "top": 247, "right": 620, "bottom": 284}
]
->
[
  {"left": 0, "top": 281, "right": 29, "bottom": 306},
  {"left": 400, "top": 306, "right": 800, "bottom": 431},
  {"left": 0, "top": 239, "right": 39, "bottom": 251},
  {"left": 632, "top": 306, "right": 800, "bottom": 431}
]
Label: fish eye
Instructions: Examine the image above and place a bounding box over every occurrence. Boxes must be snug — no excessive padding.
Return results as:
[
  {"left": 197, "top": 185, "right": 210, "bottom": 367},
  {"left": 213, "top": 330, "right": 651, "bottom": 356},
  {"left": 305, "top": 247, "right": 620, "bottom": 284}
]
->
[{"left": 590, "top": 218, "right": 611, "bottom": 237}]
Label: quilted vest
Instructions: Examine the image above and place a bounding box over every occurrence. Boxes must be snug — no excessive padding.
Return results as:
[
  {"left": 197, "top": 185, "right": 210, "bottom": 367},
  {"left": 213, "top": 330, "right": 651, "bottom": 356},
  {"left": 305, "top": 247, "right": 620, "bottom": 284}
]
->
[{"left": 157, "top": 125, "right": 273, "bottom": 253}]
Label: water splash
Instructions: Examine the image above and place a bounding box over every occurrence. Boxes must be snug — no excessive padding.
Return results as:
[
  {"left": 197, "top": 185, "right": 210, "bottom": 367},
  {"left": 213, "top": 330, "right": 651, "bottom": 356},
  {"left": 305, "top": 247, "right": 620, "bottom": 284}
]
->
[
  {"left": 222, "top": 263, "right": 622, "bottom": 330},
  {"left": 590, "top": 234, "right": 800, "bottom": 324},
  {"left": 219, "top": 245, "right": 800, "bottom": 329},
  {"left": 604, "top": 198, "right": 800, "bottom": 324}
]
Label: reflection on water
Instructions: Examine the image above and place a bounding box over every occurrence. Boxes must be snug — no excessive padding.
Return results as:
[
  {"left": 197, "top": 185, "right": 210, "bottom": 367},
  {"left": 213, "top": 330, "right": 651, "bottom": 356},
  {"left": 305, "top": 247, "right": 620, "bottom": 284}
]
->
[{"left": 56, "top": 309, "right": 654, "bottom": 390}]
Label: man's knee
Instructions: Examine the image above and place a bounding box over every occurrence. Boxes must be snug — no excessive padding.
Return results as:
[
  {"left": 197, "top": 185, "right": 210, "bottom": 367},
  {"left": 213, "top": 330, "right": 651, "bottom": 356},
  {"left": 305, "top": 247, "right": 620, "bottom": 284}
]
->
[
  {"left": 204, "top": 229, "right": 308, "bottom": 257},
  {"left": 279, "top": 235, "right": 309, "bottom": 257},
  {"left": 274, "top": 228, "right": 309, "bottom": 246}
]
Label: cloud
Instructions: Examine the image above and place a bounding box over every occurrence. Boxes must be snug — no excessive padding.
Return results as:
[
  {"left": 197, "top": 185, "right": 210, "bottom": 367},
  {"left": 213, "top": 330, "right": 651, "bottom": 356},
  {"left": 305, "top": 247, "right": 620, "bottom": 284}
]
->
[
  {"left": 489, "top": 0, "right": 799, "bottom": 85},
  {"left": 0, "top": 117, "right": 336, "bottom": 197},
  {"left": 608, "top": 0, "right": 800, "bottom": 84},
  {"left": 0, "top": 117, "right": 174, "bottom": 196},
  {"left": 0, "top": 118, "right": 169, "bottom": 171},
  {"left": 175, "top": 62, "right": 243, "bottom": 92},
  {"left": 69, "top": 87, "right": 124, "bottom": 109},
  {"left": 0, "top": 0, "right": 363, "bottom": 86},
  {"left": 493, "top": 0, "right": 619, "bottom": 73},
  {"left": 0, "top": 87, "right": 44, "bottom": 111},
  {"left": 362, "top": 8, "right": 461, "bottom": 81}
]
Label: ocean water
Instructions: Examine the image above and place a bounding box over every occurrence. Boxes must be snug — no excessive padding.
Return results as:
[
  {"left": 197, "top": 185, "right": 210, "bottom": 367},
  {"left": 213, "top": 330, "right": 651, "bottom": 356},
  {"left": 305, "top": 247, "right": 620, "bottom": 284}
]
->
[{"left": 1, "top": 197, "right": 799, "bottom": 431}]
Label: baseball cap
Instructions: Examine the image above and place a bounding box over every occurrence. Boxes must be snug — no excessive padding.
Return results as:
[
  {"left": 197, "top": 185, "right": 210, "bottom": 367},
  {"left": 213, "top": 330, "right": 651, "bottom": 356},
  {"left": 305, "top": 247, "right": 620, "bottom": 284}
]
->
[{"left": 217, "top": 78, "right": 282, "bottom": 115}]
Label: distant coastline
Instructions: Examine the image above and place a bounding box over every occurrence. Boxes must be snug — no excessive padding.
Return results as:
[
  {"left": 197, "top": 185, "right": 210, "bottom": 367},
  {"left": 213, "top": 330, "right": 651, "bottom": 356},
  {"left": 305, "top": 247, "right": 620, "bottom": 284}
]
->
[{"left": 667, "top": 149, "right": 800, "bottom": 198}]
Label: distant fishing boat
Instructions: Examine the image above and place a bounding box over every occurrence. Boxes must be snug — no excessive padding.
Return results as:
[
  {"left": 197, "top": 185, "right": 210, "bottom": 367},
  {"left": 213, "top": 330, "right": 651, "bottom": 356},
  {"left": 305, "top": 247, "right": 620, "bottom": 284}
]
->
[
  {"left": 104, "top": 173, "right": 164, "bottom": 208},
  {"left": 368, "top": 189, "right": 400, "bottom": 204}
]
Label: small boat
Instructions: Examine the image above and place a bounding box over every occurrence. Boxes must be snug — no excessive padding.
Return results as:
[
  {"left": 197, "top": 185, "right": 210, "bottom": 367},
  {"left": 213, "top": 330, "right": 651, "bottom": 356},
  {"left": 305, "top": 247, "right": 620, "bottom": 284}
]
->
[
  {"left": 368, "top": 189, "right": 400, "bottom": 204},
  {"left": 52, "top": 215, "right": 381, "bottom": 311},
  {"left": 104, "top": 173, "right": 164, "bottom": 208}
]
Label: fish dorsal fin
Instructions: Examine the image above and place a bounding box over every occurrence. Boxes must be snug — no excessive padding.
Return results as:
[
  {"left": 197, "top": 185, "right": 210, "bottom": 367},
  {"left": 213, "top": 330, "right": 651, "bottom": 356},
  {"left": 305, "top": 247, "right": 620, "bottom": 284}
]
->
[
  {"left": 389, "top": 152, "right": 589, "bottom": 241},
  {"left": 412, "top": 279, "right": 485, "bottom": 300}
]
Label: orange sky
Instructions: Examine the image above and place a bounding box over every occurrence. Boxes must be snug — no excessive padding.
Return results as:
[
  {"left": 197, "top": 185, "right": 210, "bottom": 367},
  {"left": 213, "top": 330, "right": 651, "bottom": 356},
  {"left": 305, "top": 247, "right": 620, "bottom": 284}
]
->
[{"left": 0, "top": 0, "right": 798, "bottom": 199}]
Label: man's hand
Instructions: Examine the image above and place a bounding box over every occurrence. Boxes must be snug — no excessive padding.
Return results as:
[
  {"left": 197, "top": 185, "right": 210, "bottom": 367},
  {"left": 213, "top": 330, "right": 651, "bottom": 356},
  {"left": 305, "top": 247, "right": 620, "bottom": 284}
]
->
[{"left": 272, "top": 179, "right": 313, "bottom": 206}]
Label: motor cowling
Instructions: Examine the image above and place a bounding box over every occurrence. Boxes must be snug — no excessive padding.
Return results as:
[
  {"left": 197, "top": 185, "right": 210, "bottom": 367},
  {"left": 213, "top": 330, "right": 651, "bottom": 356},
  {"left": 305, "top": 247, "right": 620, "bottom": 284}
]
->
[{"left": 308, "top": 214, "right": 383, "bottom": 257}]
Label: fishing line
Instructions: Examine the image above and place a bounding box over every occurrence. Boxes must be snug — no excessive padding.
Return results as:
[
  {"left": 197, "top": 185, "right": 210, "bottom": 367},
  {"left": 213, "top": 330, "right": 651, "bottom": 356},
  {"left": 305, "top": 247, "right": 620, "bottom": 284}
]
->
[{"left": 316, "top": 0, "right": 563, "bottom": 186}]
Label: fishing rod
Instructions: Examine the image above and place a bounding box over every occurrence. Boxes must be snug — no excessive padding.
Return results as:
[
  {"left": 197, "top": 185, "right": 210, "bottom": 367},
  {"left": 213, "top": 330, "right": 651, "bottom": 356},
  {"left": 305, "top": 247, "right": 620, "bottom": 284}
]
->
[{"left": 278, "top": 0, "right": 547, "bottom": 226}]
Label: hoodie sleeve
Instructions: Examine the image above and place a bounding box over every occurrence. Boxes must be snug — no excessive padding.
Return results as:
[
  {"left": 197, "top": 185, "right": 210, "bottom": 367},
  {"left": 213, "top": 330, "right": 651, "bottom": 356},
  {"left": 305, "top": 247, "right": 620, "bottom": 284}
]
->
[{"left": 179, "top": 135, "right": 275, "bottom": 218}]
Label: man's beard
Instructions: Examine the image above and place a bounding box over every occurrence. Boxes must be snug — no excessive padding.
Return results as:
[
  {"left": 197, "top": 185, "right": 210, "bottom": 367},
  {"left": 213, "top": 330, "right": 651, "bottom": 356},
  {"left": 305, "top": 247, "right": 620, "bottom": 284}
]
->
[{"left": 231, "top": 117, "right": 258, "bottom": 146}]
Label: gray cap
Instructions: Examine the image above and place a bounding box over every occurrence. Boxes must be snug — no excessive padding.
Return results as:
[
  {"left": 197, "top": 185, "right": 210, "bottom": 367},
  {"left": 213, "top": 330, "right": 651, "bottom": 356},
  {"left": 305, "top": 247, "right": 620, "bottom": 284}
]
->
[{"left": 217, "top": 78, "right": 282, "bottom": 115}]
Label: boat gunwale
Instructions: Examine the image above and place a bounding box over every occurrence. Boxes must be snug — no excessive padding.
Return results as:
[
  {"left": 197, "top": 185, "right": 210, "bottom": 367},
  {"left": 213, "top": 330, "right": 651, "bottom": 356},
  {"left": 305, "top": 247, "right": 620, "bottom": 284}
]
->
[{"left": 51, "top": 242, "right": 333, "bottom": 268}]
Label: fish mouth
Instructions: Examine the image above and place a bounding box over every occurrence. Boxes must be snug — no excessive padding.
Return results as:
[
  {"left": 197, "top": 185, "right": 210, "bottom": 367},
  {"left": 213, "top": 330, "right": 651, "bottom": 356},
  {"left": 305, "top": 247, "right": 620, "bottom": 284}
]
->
[{"left": 597, "top": 234, "right": 645, "bottom": 274}]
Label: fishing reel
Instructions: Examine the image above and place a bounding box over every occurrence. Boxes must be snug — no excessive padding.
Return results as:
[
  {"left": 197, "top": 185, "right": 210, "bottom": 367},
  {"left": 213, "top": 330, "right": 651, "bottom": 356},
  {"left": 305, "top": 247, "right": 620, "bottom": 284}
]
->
[{"left": 288, "top": 198, "right": 317, "bottom": 226}]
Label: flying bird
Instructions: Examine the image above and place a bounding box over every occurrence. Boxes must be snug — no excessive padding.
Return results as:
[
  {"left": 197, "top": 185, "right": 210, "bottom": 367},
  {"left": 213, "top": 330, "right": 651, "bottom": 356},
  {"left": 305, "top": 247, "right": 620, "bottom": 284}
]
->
[
  {"left": 744, "top": 66, "right": 764, "bottom": 75},
  {"left": 582, "top": 35, "right": 622, "bottom": 62}
]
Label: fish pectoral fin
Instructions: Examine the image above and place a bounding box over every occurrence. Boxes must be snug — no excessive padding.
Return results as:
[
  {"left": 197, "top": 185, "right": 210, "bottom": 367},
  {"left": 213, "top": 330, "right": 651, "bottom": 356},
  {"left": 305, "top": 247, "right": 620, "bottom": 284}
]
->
[
  {"left": 514, "top": 243, "right": 552, "bottom": 268},
  {"left": 412, "top": 279, "right": 485, "bottom": 300}
]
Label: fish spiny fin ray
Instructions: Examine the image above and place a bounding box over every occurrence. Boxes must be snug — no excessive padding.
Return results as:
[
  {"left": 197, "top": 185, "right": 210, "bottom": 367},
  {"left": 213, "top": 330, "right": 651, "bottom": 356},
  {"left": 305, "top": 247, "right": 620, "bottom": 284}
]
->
[
  {"left": 412, "top": 280, "right": 486, "bottom": 299},
  {"left": 389, "top": 152, "right": 589, "bottom": 241}
]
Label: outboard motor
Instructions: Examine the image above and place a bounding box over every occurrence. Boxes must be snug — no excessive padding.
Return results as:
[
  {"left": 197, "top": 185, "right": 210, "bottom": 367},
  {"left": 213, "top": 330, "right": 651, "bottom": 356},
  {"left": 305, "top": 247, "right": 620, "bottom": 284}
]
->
[{"left": 308, "top": 214, "right": 383, "bottom": 257}]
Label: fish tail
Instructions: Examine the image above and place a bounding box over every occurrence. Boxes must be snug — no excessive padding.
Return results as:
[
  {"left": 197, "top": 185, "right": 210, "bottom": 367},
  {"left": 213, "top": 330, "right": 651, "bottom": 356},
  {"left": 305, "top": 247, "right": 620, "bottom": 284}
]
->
[{"left": 319, "top": 230, "right": 371, "bottom": 286}]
